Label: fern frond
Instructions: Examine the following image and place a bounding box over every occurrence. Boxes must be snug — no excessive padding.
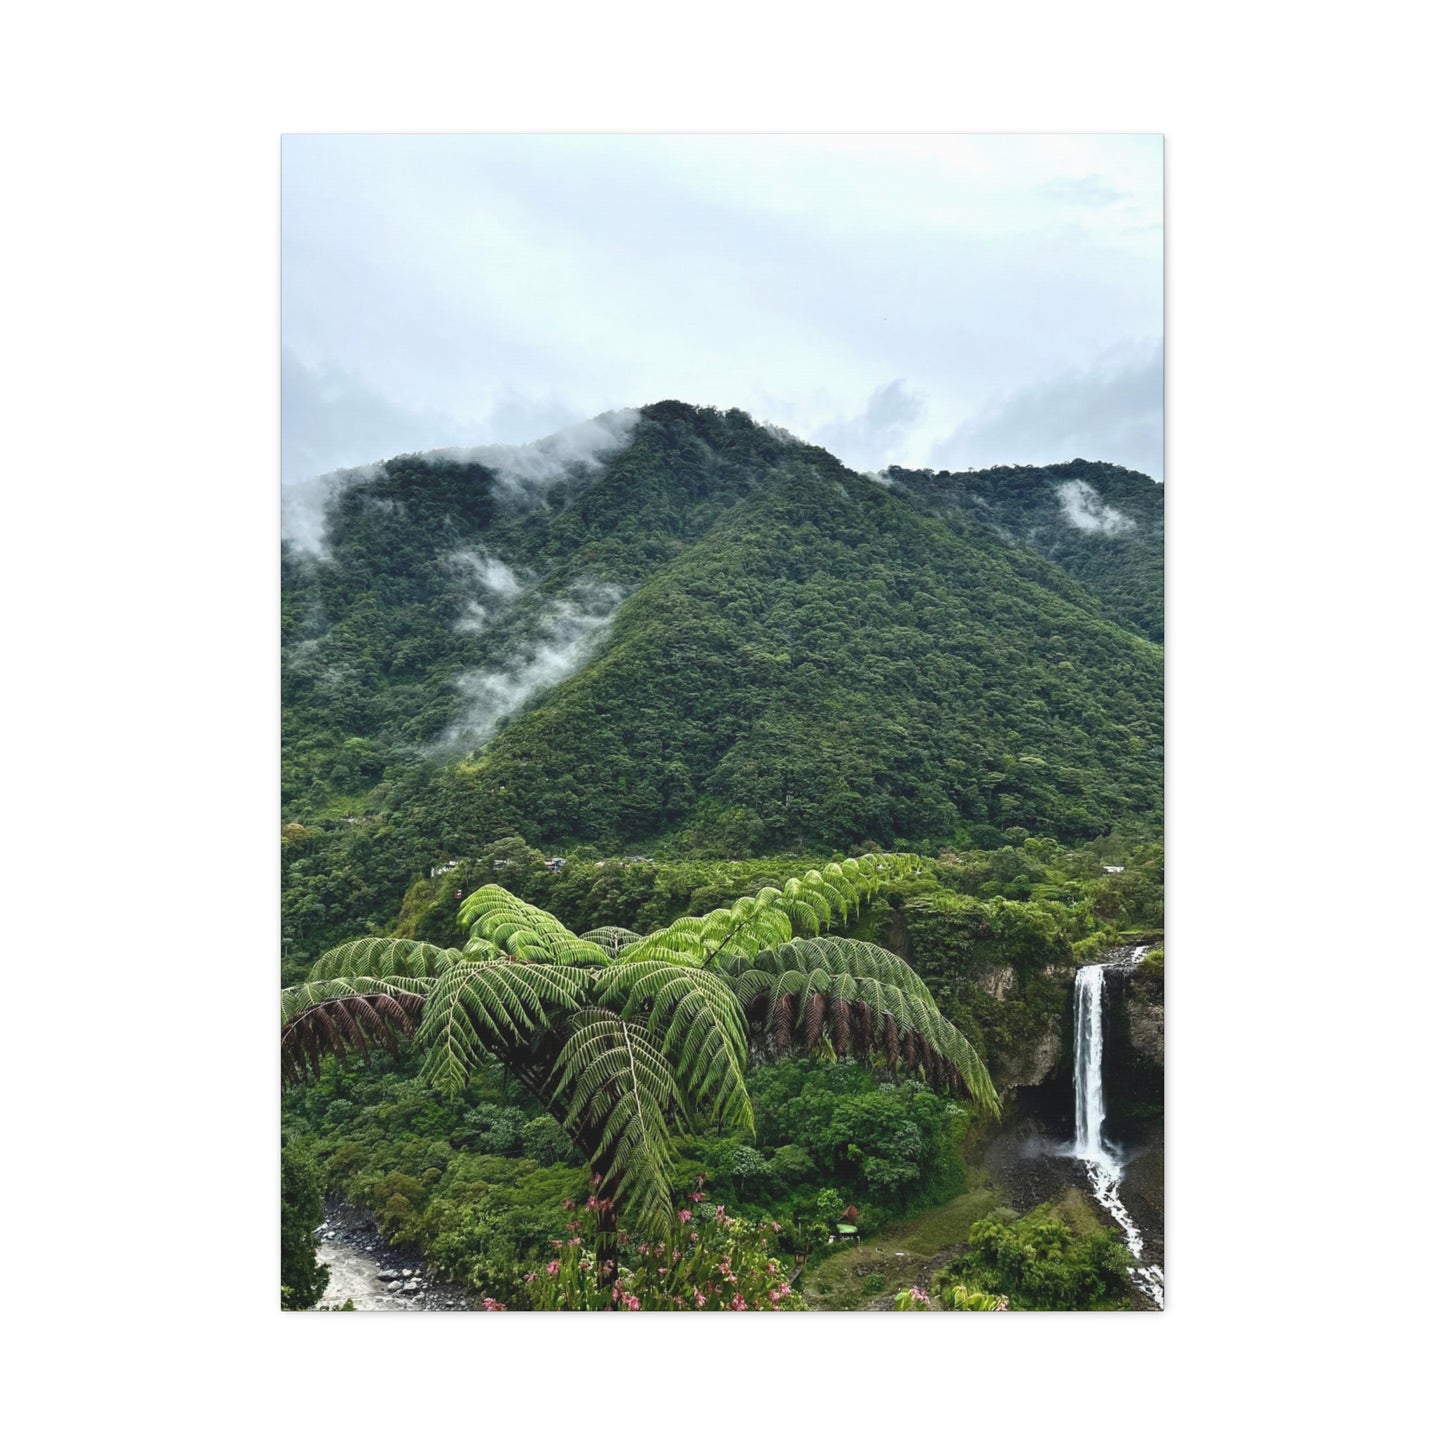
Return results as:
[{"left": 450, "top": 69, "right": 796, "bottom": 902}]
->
[
  {"left": 281, "top": 975, "right": 431, "bottom": 1083},
  {"left": 415, "top": 955, "right": 591, "bottom": 1095},
  {"left": 553, "top": 1008, "right": 682, "bottom": 1229},
  {"left": 747, "top": 937, "right": 939, "bottom": 1001},
  {"left": 720, "top": 933, "right": 1000, "bottom": 1116},
  {"left": 595, "top": 961, "right": 754, "bottom": 1136},
  {"left": 457, "top": 885, "right": 612, "bottom": 967},
  {"left": 305, "top": 937, "right": 460, "bottom": 983},
  {"left": 579, "top": 926, "right": 643, "bottom": 959}
]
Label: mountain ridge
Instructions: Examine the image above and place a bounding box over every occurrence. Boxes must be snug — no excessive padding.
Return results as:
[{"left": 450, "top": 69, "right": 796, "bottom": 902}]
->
[{"left": 281, "top": 400, "right": 1163, "bottom": 959}]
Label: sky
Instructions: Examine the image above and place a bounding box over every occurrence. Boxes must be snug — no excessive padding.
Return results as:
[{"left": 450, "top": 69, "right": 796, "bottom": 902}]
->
[{"left": 282, "top": 134, "right": 1162, "bottom": 486}]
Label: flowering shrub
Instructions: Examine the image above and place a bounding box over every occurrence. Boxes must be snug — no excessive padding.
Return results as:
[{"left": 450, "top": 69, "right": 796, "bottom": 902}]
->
[
  {"left": 524, "top": 1185, "right": 805, "bottom": 1312},
  {"left": 895, "top": 1283, "right": 1008, "bottom": 1311}
]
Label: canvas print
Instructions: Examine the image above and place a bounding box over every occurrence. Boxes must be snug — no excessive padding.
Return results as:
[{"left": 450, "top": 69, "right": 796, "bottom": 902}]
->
[{"left": 280, "top": 134, "right": 1164, "bottom": 1312}]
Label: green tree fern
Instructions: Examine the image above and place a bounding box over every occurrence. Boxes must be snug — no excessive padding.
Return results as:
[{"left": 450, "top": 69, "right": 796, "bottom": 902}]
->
[{"left": 281, "top": 853, "right": 998, "bottom": 1291}]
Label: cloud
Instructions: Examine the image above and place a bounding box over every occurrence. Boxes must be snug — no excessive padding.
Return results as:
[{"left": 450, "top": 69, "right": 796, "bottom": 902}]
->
[
  {"left": 813, "top": 380, "right": 928, "bottom": 472},
  {"left": 1036, "top": 174, "right": 1127, "bottom": 207},
  {"left": 280, "top": 463, "right": 379, "bottom": 557},
  {"left": 1055, "top": 480, "right": 1137, "bottom": 536},
  {"left": 446, "top": 549, "right": 526, "bottom": 632},
  {"left": 280, "top": 407, "right": 641, "bottom": 557},
  {"left": 281, "top": 135, "right": 1161, "bottom": 479},
  {"left": 931, "top": 341, "right": 1163, "bottom": 480},
  {"left": 437, "top": 582, "right": 625, "bottom": 750},
  {"left": 433, "top": 408, "right": 640, "bottom": 502},
  {"left": 281, "top": 348, "right": 470, "bottom": 484}
]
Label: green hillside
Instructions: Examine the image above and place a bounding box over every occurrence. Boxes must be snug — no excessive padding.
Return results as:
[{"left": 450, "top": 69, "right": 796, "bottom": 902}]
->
[
  {"left": 881, "top": 459, "right": 1164, "bottom": 642},
  {"left": 281, "top": 401, "right": 1162, "bottom": 963}
]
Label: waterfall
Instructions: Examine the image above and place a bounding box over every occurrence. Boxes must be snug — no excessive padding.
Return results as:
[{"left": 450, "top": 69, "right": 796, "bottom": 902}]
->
[
  {"left": 1073, "top": 965, "right": 1110, "bottom": 1164},
  {"left": 1070, "top": 953, "right": 1165, "bottom": 1309}
]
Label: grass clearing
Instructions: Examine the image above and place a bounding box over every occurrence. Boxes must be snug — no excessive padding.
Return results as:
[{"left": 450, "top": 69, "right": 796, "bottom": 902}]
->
[{"left": 800, "top": 1185, "right": 1000, "bottom": 1311}]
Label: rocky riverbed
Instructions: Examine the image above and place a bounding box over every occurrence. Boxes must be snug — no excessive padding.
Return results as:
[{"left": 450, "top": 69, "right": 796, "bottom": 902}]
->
[{"left": 312, "top": 1201, "right": 479, "bottom": 1312}]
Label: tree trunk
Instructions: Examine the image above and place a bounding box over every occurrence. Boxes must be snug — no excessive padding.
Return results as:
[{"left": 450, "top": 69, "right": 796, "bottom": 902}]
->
[{"left": 596, "top": 1198, "right": 620, "bottom": 1307}]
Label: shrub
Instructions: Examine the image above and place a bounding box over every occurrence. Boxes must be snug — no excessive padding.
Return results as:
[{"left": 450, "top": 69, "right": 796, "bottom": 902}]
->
[
  {"left": 946, "top": 1205, "right": 1134, "bottom": 1310},
  {"left": 524, "top": 1187, "right": 803, "bottom": 1311}
]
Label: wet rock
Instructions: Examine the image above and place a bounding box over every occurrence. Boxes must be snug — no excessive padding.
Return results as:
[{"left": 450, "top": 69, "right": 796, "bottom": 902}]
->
[
  {"left": 997, "top": 1019, "right": 1062, "bottom": 1090},
  {"left": 1125, "top": 992, "right": 1164, "bottom": 1067},
  {"left": 973, "top": 964, "right": 1015, "bottom": 1002}
]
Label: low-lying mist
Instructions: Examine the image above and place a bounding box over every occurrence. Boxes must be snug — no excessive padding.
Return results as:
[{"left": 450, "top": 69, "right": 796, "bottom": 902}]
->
[
  {"left": 280, "top": 408, "right": 641, "bottom": 557},
  {"left": 1056, "top": 479, "right": 1137, "bottom": 536},
  {"left": 435, "top": 580, "right": 626, "bottom": 752},
  {"left": 431, "top": 408, "right": 640, "bottom": 502}
]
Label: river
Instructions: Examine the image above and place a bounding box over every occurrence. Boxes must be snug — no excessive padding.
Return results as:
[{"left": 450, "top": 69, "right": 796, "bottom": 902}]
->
[{"left": 311, "top": 1205, "right": 476, "bottom": 1311}]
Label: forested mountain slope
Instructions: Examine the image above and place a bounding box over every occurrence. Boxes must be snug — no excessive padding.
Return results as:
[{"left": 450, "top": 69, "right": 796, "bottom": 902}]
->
[
  {"left": 881, "top": 460, "right": 1163, "bottom": 642},
  {"left": 282, "top": 401, "right": 1162, "bottom": 961}
]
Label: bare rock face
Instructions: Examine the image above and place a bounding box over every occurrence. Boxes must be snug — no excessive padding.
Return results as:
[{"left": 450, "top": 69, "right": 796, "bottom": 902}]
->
[
  {"left": 1125, "top": 991, "right": 1165, "bottom": 1067},
  {"left": 972, "top": 964, "right": 1016, "bottom": 1002},
  {"left": 997, "top": 1019, "right": 1062, "bottom": 1090}
]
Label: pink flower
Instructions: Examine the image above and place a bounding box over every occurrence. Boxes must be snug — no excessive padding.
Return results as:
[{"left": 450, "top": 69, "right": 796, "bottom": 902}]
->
[
  {"left": 769, "top": 1290, "right": 781, "bottom": 1302},
  {"left": 623, "top": 1294, "right": 641, "bottom": 1311},
  {"left": 771, "top": 1222, "right": 782, "bottom": 1234},
  {"left": 569, "top": 1237, "right": 582, "bottom": 1246},
  {"left": 731, "top": 1294, "right": 748, "bottom": 1310},
  {"left": 482, "top": 1298, "right": 506, "bottom": 1311},
  {"left": 523, "top": 1272, "right": 537, "bottom": 1283},
  {"left": 678, "top": 1209, "right": 693, "bottom": 1223},
  {"left": 779, "top": 1283, "right": 791, "bottom": 1297},
  {"left": 579, "top": 1259, "right": 590, "bottom": 1271},
  {"left": 689, "top": 1192, "right": 705, "bottom": 1203},
  {"left": 715, "top": 1205, "right": 726, "bottom": 1222},
  {"left": 694, "top": 1291, "right": 707, "bottom": 1308},
  {"left": 546, "top": 1260, "right": 560, "bottom": 1276}
]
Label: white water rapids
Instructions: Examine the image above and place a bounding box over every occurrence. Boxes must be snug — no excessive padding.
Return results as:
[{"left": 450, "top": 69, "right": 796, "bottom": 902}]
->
[{"left": 1071, "top": 950, "right": 1165, "bottom": 1309}]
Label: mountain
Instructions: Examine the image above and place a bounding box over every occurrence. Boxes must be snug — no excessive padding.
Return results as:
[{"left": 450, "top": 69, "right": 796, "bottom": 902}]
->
[
  {"left": 281, "top": 401, "right": 1162, "bottom": 960},
  {"left": 879, "top": 459, "right": 1163, "bottom": 643}
]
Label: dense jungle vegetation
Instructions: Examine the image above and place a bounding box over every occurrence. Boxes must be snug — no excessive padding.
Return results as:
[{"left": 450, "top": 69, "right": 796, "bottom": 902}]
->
[
  {"left": 282, "top": 838, "right": 1162, "bottom": 1309},
  {"left": 282, "top": 401, "right": 1162, "bottom": 964},
  {"left": 280, "top": 401, "right": 1163, "bottom": 1311}
]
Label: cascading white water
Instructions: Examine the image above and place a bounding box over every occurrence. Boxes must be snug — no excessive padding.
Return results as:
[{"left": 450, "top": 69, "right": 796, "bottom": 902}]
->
[
  {"left": 1071, "top": 952, "right": 1165, "bottom": 1309},
  {"left": 1073, "top": 964, "right": 1110, "bottom": 1164}
]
